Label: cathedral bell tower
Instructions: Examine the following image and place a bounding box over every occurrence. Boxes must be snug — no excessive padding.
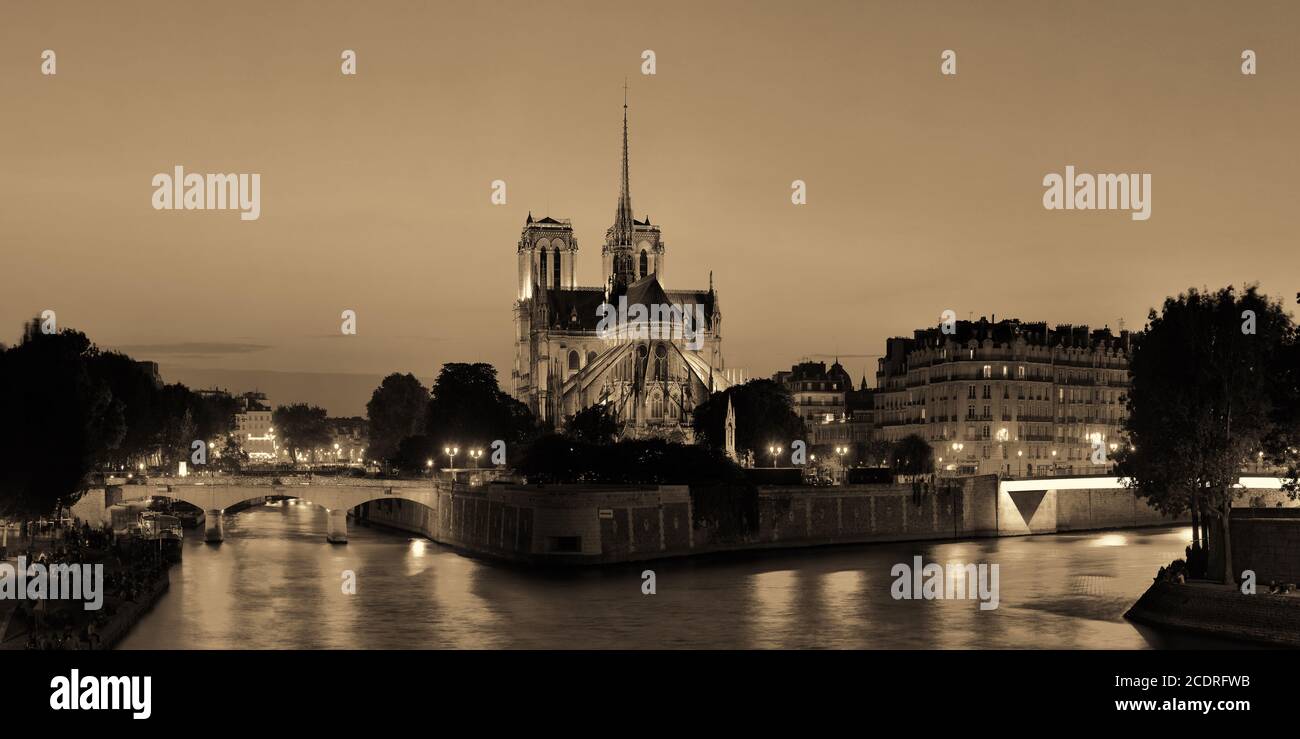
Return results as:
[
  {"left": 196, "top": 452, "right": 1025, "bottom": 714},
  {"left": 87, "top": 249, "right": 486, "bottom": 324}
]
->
[{"left": 518, "top": 213, "right": 577, "bottom": 301}]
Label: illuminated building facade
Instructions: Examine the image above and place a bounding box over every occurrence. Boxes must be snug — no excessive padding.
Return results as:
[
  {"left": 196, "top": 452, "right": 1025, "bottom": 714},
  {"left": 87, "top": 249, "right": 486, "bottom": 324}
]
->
[
  {"left": 774, "top": 360, "right": 850, "bottom": 446},
  {"left": 234, "top": 391, "right": 277, "bottom": 461},
  {"left": 874, "top": 317, "right": 1131, "bottom": 476},
  {"left": 511, "top": 95, "right": 736, "bottom": 438}
]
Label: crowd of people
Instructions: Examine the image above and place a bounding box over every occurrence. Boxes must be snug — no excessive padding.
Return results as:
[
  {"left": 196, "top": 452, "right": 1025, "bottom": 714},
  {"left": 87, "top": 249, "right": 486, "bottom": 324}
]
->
[{"left": 2, "top": 517, "right": 170, "bottom": 651}]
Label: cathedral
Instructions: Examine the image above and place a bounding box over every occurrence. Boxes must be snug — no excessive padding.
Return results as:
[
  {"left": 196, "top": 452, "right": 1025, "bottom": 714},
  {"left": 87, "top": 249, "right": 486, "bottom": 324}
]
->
[{"left": 511, "top": 96, "right": 738, "bottom": 440}]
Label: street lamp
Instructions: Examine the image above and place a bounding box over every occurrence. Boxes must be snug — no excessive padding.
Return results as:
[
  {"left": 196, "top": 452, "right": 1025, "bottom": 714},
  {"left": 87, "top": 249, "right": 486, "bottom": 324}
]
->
[
  {"left": 1050, "top": 449, "right": 1058, "bottom": 475},
  {"left": 425, "top": 458, "right": 433, "bottom": 478},
  {"left": 444, "top": 446, "right": 459, "bottom": 471},
  {"left": 470, "top": 449, "right": 482, "bottom": 469},
  {"left": 1017, "top": 449, "right": 1023, "bottom": 477},
  {"left": 768, "top": 444, "right": 780, "bottom": 468}
]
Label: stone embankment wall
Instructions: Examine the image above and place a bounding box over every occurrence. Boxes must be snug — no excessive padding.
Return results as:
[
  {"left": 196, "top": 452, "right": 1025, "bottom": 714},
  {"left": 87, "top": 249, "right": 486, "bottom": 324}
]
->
[{"left": 365, "top": 475, "right": 1200, "bottom": 565}]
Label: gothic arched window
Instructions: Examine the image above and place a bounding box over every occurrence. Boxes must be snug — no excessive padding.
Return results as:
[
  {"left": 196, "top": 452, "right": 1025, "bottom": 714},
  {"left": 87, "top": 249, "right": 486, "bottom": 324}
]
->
[
  {"left": 654, "top": 343, "right": 668, "bottom": 381},
  {"left": 553, "top": 247, "right": 562, "bottom": 289},
  {"left": 539, "top": 249, "right": 548, "bottom": 290},
  {"left": 639, "top": 250, "right": 649, "bottom": 277},
  {"left": 568, "top": 350, "right": 579, "bottom": 371}
]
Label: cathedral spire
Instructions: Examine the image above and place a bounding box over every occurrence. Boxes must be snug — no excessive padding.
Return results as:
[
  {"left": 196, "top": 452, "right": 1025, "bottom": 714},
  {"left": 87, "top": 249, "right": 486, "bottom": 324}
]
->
[{"left": 614, "top": 80, "right": 634, "bottom": 248}]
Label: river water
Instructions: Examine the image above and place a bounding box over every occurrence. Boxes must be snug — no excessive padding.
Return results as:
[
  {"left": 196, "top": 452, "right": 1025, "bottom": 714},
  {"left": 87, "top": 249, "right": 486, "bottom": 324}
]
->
[{"left": 118, "top": 502, "right": 1223, "bottom": 649}]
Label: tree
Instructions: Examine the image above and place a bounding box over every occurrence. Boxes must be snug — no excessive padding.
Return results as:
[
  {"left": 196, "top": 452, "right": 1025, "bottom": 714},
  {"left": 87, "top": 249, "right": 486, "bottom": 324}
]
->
[
  {"left": 424, "top": 363, "right": 536, "bottom": 457},
  {"left": 217, "top": 433, "right": 249, "bottom": 473},
  {"left": 859, "top": 439, "right": 893, "bottom": 468},
  {"left": 563, "top": 403, "right": 622, "bottom": 444},
  {"left": 86, "top": 351, "right": 163, "bottom": 468},
  {"left": 889, "top": 433, "right": 934, "bottom": 504},
  {"left": 515, "top": 435, "right": 758, "bottom": 541},
  {"left": 272, "top": 403, "right": 332, "bottom": 463},
  {"left": 392, "top": 434, "right": 437, "bottom": 474},
  {"left": 365, "top": 373, "right": 429, "bottom": 467},
  {"left": 515, "top": 434, "right": 746, "bottom": 483},
  {"left": 1117, "top": 285, "right": 1298, "bottom": 584},
  {"left": 1266, "top": 337, "right": 1300, "bottom": 498},
  {"left": 0, "top": 319, "right": 124, "bottom": 517},
  {"left": 692, "top": 379, "right": 806, "bottom": 462}
]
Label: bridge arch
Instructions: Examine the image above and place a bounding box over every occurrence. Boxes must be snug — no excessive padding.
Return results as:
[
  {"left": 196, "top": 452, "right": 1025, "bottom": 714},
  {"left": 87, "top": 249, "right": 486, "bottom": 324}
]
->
[{"left": 118, "top": 482, "right": 446, "bottom": 544}]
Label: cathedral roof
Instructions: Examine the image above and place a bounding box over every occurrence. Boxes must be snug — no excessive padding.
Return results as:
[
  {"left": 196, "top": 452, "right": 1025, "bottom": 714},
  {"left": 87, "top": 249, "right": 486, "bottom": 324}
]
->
[
  {"left": 624, "top": 274, "right": 671, "bottom": 310},
  {"left": 536, "top": 277, "right": 719, "bottom": 333},
  {"left": 540, "top": 287, "right": 607, "bottom": 331}
]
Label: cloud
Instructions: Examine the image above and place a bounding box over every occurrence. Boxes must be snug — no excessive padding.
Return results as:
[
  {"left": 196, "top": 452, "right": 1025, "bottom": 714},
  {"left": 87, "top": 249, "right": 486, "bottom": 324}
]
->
[
  {"left": 108, "top": 342, "right": 271, "bottom": 358},
  {"left": 304, "top": 334, "right": 447, "bottom": 342}
]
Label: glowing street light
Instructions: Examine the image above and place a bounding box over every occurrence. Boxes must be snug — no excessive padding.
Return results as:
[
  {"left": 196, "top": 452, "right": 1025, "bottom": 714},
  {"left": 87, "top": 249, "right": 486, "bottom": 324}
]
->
[
  {"left": 444, "top": 446, "right": 459, "bottom": 471},
  {"left": 768, "top": 444, "right": 781, "bottom": 468},
  {"left": 469, "top": 449, "right": 482, "bottom": 469}
]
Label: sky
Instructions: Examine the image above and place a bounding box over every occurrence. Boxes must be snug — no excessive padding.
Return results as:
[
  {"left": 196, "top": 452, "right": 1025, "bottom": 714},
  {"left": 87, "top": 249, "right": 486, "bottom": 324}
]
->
[{"left": 2, "top": 0, "right": 1298, "bottom": 415}]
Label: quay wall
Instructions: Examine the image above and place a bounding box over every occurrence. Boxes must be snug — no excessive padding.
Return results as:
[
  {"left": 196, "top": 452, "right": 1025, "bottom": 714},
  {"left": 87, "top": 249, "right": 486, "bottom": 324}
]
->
[
  {"left": 358, "top": 484, "right": 693, "bottom": 563},
  {"left": 364, "top": 475, "right": 1203, "bottom": 565},
  {"left": 1126, "top": 580, "right": 1300, "bottom": 647},
  {"left": 1228, "top": 509, "right": 1300, "bottom": 585}
]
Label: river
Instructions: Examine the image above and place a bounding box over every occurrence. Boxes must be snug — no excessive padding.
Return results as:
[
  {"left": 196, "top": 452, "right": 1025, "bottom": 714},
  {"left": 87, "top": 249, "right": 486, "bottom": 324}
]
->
[{"left": 118, "top": 502, "right": 1226, "bottom": 649}]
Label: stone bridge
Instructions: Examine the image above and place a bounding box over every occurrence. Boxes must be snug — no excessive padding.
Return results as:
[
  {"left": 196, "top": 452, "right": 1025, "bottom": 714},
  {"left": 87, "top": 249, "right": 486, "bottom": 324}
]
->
[{"left": 116, "top": 477, "right": 452, "bottom": 544}]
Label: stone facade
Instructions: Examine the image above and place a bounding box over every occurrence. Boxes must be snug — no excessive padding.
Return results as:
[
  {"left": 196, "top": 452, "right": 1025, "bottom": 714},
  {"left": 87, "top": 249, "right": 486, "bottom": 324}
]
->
[
  {"left": 875, "top": 317, "right": 1131, "bottom": 476},
  {"left": 510, "top": 100, "right": 735, "bottom": 436}
]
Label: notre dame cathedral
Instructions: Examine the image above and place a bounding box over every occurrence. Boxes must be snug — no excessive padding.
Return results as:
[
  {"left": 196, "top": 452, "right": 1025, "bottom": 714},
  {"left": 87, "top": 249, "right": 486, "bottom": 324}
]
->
[{"left": 511, "top": 95, "right": 740, "bottom": 440}]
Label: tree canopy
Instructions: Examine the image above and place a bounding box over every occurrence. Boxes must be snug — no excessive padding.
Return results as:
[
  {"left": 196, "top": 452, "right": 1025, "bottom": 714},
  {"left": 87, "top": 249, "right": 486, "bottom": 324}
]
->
[
  {"left": 888, "top": 434, "right": 934, "bottom": 477},
  {"left": 562, "top": 403, "right": 622, "bottom": 444},
  {"left": 424, "top": 363, "right": 535, "bottom": 454},
  {"left": 1117, "top": 284, "right": 1299, "bottom": 583},
  {"left": 691, "top": 379, "right": 806, "bottom": 460},
  {"left": 365, "top": 373, "right": 429, "bottom": 464},
  {"left": 0, "top": 320, "right": 123, "bottom": 516},
  {"left": 272, "top": 403, "right": 332, "bottom": 462}
]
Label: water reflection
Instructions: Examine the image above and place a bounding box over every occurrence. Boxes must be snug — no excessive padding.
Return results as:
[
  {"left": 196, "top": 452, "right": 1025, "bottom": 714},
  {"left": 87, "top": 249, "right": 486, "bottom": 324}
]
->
[{"left": 119, "top": 507, "right": 1228, "bottom": 649}]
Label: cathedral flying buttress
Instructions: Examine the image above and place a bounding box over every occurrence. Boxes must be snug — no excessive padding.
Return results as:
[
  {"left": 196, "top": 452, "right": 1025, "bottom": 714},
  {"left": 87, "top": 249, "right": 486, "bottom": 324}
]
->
[{"left": 511, "top": 93, "right": 739, "bottom": 440}]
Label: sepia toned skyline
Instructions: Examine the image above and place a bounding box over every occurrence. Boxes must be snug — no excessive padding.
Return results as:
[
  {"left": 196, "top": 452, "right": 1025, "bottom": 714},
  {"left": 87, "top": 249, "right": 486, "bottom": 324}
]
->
[{"left": 3, "top": 0, "right": 1298, "bottom": 415}]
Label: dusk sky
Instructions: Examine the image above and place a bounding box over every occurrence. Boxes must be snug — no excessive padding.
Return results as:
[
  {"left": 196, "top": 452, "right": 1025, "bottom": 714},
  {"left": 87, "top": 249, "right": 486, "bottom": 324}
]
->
[{"left": 3, "top": 1, "right": 1297, "bottom": 415}]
